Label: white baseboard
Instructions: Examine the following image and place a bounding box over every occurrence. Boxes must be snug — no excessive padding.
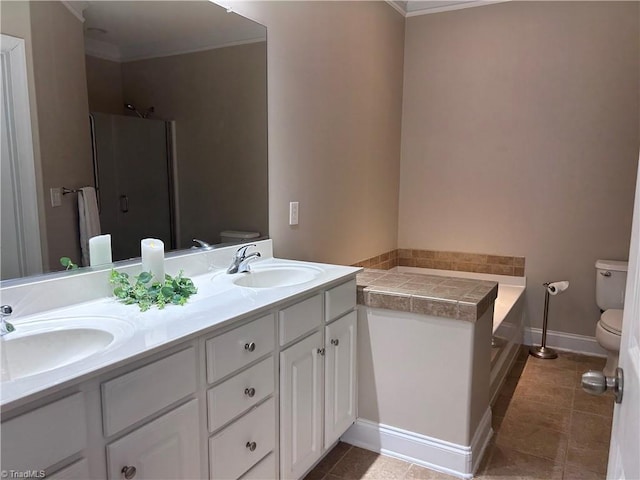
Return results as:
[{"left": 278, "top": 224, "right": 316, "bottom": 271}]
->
[
  {"left": 524, "top": 327, "right": 607, "bottom": 357},
  {"left": 341, "top": 409, "right": 493, "bottom": 479}
]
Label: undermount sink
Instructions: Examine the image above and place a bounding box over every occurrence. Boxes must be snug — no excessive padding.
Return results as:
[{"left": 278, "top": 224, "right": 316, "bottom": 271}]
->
[
  {"left": 232, "top": 265, "right": 323, "bottom": 289},
  {"left": 0, "top": 316, "right": 134, "bottom": 382}
]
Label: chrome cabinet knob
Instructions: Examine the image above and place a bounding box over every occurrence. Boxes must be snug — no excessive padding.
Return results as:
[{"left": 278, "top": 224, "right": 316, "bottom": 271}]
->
[
  {"left": 244, "top": 342, "right": 256, "bottom": 352},
  {"left": 317, "top": 348, "right": 325, "bottom": 356},
  {"left": 244, "top": 387, "right": 256, "bottom": 398},
  {"left": 330, "top": 339, "right": 339, "bottom": 346},
  {"left": 246, "top": 441, "right": 257, "bottom": 452},
  {"left": 581, "top": 368, "right": 624, "bottom": 404},
  {"left": 121, "top": 466, "right": 137, "bottom": 479}
]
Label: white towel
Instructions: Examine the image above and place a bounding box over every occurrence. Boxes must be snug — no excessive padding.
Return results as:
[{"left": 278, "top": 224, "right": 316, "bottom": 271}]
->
[{"left": 78, "top": 187, "right": 101, "bottom": 267}]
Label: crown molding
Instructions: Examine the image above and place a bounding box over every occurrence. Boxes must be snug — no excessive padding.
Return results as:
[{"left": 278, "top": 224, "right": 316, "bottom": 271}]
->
[
  {"left": 61, "top": 1, "right": 87, "bottom": 22},
  {"left": 386, "top": 0, "right": 510, "bottom": 17}
]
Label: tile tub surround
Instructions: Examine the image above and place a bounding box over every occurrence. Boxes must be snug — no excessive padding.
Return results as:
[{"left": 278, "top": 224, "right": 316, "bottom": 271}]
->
[
  {"left": 353, "top": 249, "right": 525, "bottom": 277},
  {"left": 356, "top": 269, "right": 498, "bottom": 321}
]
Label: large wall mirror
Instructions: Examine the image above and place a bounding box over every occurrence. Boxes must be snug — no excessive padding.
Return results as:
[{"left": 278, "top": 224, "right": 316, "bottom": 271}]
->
[{"left": 0, "top": 0, "right": 268, "bottom": 283}]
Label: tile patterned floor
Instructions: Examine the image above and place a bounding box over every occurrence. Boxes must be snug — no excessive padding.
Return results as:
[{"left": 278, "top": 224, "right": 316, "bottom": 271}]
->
[{"left": 305, "top": 349, "right": 613, "bottom": 479}]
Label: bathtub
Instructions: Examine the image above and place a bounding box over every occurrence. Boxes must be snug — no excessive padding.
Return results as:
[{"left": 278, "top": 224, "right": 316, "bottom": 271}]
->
[{"left": 396, "top": 266, "right": 526, "bottom": 404}]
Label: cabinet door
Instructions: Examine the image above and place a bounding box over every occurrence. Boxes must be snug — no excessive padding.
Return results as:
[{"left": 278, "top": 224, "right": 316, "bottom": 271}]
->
[
  {"left": 325, "top": 311, "right": 357, "bottom": 448},
  {"left": 106, "top": 400, "right": 200, "bottom": 480},
  {"left": 280, "top": 332, "right": 323, "bottom": 480}
]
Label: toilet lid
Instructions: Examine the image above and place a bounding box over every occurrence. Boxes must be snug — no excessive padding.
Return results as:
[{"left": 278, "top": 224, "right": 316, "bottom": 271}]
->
[{"left": 601, "top": 309, "right": 623, "bottom": 335}]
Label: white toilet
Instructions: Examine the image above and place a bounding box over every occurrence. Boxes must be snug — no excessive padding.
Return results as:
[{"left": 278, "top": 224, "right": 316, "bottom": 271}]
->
[{"left": 594, "top": 259, "right": 628, "bottom": 376}]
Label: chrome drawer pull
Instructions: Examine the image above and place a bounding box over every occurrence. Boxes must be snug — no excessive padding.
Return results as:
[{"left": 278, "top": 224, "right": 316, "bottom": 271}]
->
[
  {"left": 246, "top": 441, "right": 257, "bottom": 452},
  {"left": 244, "top": 342, "right": 256, "bottom": 352},
  {"left": 121, "top": 466, "right": 137, "bottom": 479},
  {"left": 244, "top": 387, "right": 256, "bottom": 398},
  {"left": 330, "top": 339, "right": 339, "bottom": 346}
]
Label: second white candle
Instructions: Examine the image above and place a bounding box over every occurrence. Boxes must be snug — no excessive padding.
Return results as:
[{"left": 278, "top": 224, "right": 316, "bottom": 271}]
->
[{"left": 141, "top": 238, "right": 165, "bottom": 284}]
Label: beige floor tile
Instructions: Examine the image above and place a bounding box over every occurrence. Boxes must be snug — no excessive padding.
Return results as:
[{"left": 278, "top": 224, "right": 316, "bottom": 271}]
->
[
  {"left": 525, "top": 353, "right": 577, "bottom": 372},
  {"left": 569, "top": 411, "right": 613, "bottom": 450},
  {"left": 331, "top": 447, "right": 380, "bottom": 478},
  {"left": 403, "top": 464, "right": 458, "bottom": 479},
  {"left": 495, "top": 418, "right": 569, "bottom": 462},
  {"left": 331, "top": 447, "right": 411, "bottom": 479},
  {"left": 503, "top": 397, "right": 572, "bottom": 433},
  {"left": 566, "top": 445, "right": 609, "bottom": 475},
  {"left": 562, "top": 463, "right": 606, "bottom": 480},
  {"left": 572, "top": 388, "right": 615, "bottom": 418},
  {"left": 564, "top": 353, "right": 607, "bottom": 371},
  {"left": 476, "top": 443, "right": 563, "bottom": 480},
  {"left": 521, "top": 363, "right": 578, "bottom": 389},
  {"left": 304, "top": 468, "right": 328, "bottom": 480},
  {"left": 315, "top": 442, "right": 352, "bottom": 474},
  {"left": 513, "top": 381, "right": 575, "bottom": 409}
]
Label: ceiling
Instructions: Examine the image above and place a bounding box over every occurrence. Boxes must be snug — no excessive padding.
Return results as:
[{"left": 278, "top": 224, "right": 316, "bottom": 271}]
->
[
  {"left": 64, "top": 1, "right": 266, "bottom": 62},
  {"left": 388, "top": 0, "right": 509, "bottom": 17}
]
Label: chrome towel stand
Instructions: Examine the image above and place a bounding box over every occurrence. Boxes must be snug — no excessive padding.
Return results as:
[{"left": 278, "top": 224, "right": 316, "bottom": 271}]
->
[{"left": 529, "top": 282, "right": 558, "bottom": 359}]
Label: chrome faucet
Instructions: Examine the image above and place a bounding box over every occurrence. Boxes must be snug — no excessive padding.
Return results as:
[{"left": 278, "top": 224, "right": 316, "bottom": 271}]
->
[
  {"left": 1, "top": 305, "right": 15, "bottom": 336},
  {"left": 192, "top": 238, "right": 213, "bottom": 250},
  {"left": 227, "top": 244, "right": 261, "bottom": 274}
]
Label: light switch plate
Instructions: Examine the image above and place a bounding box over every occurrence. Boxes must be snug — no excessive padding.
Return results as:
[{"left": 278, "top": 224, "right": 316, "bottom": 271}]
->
[
  {"left": 289, "top": 202, "right": 299, "bottom": 225},
  {"left": 50, "top": 187, "right": 62, "bottom": 207}
]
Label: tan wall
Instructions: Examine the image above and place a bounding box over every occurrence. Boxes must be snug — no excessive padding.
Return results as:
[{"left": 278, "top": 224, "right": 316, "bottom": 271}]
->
[
  {"left": 227, "top": 1, "right": 405, "bottom": 264},
  {"left": 29, "top": 1, "right": 93, "bottom": 270},
  {"left": 85, "top": 55, "right": 123, "bottom": 115},
  {"left": 1, "top": 1, "right": 92, "bottom": 271},
  {"left": 1, "top": 0, "right": 48, "bottom": 268},
  {"left": 120, "top": 42, "right": 268, "bottom": 247},
  {"left": 399, "top": 2, "right": 640, "bottom": 336}
]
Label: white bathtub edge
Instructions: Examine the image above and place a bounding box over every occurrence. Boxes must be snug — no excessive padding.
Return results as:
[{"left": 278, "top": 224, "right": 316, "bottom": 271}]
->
[{"left": 394, "top": 266, "right": 526, "bottom": 287}]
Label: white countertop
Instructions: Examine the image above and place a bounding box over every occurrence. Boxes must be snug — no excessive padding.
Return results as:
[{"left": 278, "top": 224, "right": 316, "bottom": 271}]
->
[{"left": 0, "top": 253, "right": 360, "bottom": 410}]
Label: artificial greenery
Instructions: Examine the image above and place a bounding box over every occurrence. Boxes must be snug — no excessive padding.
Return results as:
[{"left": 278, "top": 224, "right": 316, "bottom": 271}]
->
[
  {"left": 109, "top": 270, "right": 198, "bottom": 312},
  {"left": 60, "top": 257, "right": 79, "bottom": 270}
]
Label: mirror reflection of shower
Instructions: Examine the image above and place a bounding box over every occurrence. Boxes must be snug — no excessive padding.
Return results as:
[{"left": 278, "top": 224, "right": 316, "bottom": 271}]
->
[{"left": 124, "top": 103, "right": 155, "bottom": 119}]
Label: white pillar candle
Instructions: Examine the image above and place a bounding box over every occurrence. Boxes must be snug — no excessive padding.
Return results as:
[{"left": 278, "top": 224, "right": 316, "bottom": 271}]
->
[
  {"left": 89, "top": 234, "right": 112, "bottom": 266},
  {"left": 141, "top": 238, "right": 165, "bottom": 284}
]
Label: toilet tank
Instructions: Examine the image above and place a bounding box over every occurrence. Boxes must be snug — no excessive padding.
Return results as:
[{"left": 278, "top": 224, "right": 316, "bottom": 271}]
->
[{"left": 595, "top": 259, "right": 628, "bottom": 310}]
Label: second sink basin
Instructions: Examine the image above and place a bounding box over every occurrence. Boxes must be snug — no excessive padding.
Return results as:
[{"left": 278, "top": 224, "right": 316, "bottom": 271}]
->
[
  {"left": 233, "top": 265, "right": 322, "bottom": 289},
  {"left": 1, "top": 316, "right": 134, "bottom": 382}
]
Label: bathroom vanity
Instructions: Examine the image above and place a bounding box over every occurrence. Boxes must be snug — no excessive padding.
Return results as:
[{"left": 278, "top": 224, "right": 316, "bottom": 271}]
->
[{"left": 0, "top": 241, "right": 360, "bottom": 480}]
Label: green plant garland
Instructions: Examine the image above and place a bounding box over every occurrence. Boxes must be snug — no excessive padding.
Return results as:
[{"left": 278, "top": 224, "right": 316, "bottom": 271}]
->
[{"left": 109, "top": 270, "right": 198, "bottom": 312}]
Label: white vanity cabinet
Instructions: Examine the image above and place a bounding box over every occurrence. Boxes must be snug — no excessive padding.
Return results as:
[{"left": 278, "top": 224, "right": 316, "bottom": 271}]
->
[
  {"left": 324, "top": 310, "right": 357, "bottom": 449},
  {"left": 206, "top": 314, "right": 277, "bottom": 480},
  {"left": 0, "top": 392, "right": 88, "bottom": 477},
  {"left": 1, "top": 271, "right": 359, "bottom": 480},
  {"left": 279, "top": 280, "right": 357, "bottom": 479},
  {"left": 101, "top": 347, "right": 200, "bottom": 480},
  {"left": 105, "top": 400, "right": 200, "bottom": 480}
]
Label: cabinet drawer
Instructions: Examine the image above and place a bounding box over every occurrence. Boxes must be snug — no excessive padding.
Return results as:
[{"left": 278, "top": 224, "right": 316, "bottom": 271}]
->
[
  {"left": 279, "top": 294, "right": 322, "bottom": 345},
  {"left": 209, "top": 398, "right": 276, "bottom": 480},
  {"left": 206, "top": 314, "right": 274, "bottom": 383},
  {"left": 48, "top": 459, "right": 90, "bottom": 479},
  {"left": 1, "top": 393, "right": 86, "bottom": 472},
  {"left": 326, "top": 279, "right": 356, "bottom": 322},
  {"left": 102, "top": 347, "right": 197, "bottom": 436},
  {"left": 240, "top": 452, "right": 276, "bottom": 480},
  {"left": 207, "top": 356, "right": 274, "bottom": 432},
  {"left": 106, "top": 399, "right": 200, "bottom": 480}
]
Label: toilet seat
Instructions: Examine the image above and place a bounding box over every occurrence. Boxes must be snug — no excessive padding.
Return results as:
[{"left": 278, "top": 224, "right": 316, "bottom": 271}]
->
[{"left": 600, "top": 309, "right": 623, "bottom": 335}]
